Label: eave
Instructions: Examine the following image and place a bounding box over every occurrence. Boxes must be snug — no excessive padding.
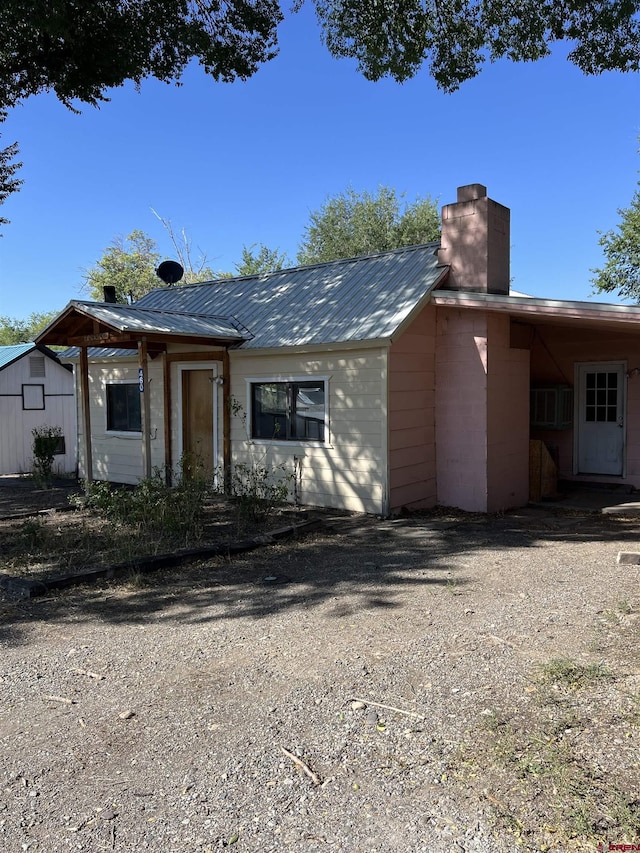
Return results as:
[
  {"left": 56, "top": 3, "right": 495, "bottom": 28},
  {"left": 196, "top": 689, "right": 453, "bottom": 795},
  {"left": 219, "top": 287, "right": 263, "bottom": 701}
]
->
[
  {"left": 34, "top": 301, "right": 247, "bottom": 351},
  {"left": 431, "top": 290, "right": 640, "bottom": 333}
]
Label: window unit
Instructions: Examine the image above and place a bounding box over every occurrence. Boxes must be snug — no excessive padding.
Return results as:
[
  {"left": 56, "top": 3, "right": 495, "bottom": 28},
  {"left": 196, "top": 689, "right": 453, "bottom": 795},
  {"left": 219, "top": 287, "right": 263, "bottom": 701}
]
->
[
  {"left": 250, "top": 379, "right": 327, "bottom": 442},
  {"left": 530, "top": 385, "right": 573, "bottom": 430},
  {"left": 106, "top": 383, "right": 141, "bottom": 432}
]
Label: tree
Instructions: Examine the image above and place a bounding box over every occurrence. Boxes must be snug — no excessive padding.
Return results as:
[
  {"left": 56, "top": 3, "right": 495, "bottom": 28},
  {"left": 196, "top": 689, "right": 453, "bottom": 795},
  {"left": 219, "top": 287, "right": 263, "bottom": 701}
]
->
[
  {"left": 235, "top": 243, "right": 289, "bottom": 275},
  {"left": 0, "top": 1, "right": 282, "bottom": 114},
  {"left": 0, "top": 311, "right": 58, "bottom": 344},
  {"left": 315, "top": 0, "right": 640, "bottom": 91},
  {"left": 3, "top": 3, "right": 640, "bottom": 215},
  {"left": 83, "top": 230, "right": 162, "bottom": 303},
  {"left": 297, "top": 186, "right": 440, "bottom": 265},
  {"left": 151, "top": 210, "right": 218, "bottom": 283},
  {"left": 83, "top": 223, "right": 223, "bottom": 303},
  {"left": 0, "top": 111, "right": 21, "bottom": 232},
  {"left": 592, "top": 181, "right": 640, "bottom": 302}
]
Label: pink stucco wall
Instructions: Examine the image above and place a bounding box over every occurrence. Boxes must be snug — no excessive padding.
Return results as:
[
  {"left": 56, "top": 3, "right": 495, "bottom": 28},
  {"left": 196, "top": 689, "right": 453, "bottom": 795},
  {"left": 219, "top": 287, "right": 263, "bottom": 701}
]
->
[
  {"left": 486, "top": 314, "right": 530, "bottom": 511},
  {"left": 529, "top": 324, "right": 640, "bottom": 485},
  {"left": 435, "top": 308, "right": 489, "bottom": 511},
  {"left": 435, "top": 309, "right": 530, "bottom": 512},
  {"left": 388, "top": 305, "right": 437, "bottom": 511}
]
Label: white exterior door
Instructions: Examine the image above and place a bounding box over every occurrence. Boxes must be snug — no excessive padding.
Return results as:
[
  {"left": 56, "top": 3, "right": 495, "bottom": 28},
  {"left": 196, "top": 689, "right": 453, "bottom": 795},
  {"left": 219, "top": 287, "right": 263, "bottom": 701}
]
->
[{"left": 576, "top": 362, "right": 625, "bottom": 476}]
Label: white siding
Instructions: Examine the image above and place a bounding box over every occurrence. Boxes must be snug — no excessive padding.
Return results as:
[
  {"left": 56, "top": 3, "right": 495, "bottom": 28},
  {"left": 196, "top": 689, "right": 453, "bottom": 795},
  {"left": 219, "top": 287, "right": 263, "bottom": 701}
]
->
[
  {"left": 74, "top": 344, "right": 390, "bottom": 513},
  {"left": 76, "top": 359, "right": 165, "bottom": 484},
  {"left": 229, "top": 348, "right": 388, "bottom": 514},
  {"left": 0, "top": 354, "right": 76, "bottom": 475}
]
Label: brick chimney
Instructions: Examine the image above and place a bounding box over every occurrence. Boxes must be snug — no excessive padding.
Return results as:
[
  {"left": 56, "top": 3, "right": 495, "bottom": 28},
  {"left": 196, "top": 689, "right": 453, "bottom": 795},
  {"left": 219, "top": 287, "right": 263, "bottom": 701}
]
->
[{"left": 437, "top": 184, "right": 510, "bottom": 295}]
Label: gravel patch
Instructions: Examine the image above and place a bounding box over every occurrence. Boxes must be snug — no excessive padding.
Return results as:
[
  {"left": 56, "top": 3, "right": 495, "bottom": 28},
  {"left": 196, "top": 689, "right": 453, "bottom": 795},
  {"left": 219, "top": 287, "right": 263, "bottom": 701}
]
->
[{"left": 1, "top": 505, "right": 640, "bottom": 851}]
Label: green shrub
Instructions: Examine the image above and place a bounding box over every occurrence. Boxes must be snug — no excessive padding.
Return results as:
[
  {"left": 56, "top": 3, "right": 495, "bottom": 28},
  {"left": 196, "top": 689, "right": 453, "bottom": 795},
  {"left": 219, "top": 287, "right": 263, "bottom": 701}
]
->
[
  {"left": 75, "top": 464, "right": 211, "bottom": 545},
  {"left": 228, "top": 460, "right": 294, "bottom": 524},
  {"left": 31, "top": 424, "right": 63, "bottom": 486}
]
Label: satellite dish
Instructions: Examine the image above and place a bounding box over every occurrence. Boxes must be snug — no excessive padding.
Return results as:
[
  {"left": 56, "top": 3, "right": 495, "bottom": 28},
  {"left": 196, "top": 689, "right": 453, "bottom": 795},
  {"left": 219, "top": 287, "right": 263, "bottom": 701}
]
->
[{"left": 156, "top": 260, "right": 184, "bottom": 285}]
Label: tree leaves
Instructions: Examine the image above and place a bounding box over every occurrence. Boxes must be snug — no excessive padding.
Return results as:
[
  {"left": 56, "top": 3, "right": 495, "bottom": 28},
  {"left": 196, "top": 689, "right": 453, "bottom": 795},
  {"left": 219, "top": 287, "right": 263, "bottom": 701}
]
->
[
  {"left": 592, "top": 183, "right": 640, "bottom": 302},
  {"left": 296, "top": 186, "right": 440, "bottom": 265},
  {"left": 314, "top": 0, "right": 640, "bottom": 92}
]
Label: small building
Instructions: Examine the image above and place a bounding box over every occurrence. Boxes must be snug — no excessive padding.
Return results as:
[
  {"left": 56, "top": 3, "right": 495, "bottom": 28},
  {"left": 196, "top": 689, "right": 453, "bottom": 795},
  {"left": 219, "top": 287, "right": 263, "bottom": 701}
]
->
[
  {"left": 35, "top": 183, "right": 640, "bottom": 514},
  {"left": 0, "top": 343, "right": 76, "bottom": 476}
]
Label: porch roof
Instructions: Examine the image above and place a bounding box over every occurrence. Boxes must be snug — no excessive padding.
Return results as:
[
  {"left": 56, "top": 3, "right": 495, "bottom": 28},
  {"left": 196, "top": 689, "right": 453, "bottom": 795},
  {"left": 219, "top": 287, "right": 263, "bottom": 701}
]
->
[
  {"left": 35, "top": 301, "right": 249, "bottom": 350},
  {"left": 431, "top": 291, "right": 640, "bottom": 332}
]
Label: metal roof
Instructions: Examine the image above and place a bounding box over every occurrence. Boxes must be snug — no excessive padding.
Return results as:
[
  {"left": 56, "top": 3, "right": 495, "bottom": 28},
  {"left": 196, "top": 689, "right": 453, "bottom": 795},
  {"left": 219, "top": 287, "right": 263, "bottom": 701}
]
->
[
  {"left": 0, "top": 343, "right": 36, "bottom": 371},
  {"left": 136, "top": 243, "right": 445, "bottom": 349},
  {"left": 60, "top": 302, "right": 248, "bottom": 342}
]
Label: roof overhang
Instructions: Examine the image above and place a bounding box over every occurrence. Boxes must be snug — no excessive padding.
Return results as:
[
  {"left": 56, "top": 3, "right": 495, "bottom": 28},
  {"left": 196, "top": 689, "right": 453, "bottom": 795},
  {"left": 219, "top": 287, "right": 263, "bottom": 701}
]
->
[
  {"left": 431, "top": 290, "right": 640, "bottom": 334},
  {"left": 35, "top": 301, "right": 248, "bottom": 350}
]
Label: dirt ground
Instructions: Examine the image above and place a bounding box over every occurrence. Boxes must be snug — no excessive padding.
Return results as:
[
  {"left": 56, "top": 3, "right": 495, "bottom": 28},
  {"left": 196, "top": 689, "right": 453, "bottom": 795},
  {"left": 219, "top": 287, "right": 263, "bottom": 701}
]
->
[{"left": 1, "top": 479, "right": 640, "bottom": 852}]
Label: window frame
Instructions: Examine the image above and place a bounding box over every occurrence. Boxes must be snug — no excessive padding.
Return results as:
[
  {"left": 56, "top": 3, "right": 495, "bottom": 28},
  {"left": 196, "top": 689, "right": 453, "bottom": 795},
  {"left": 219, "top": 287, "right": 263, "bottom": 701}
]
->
[
  {"left": 22, "top": 384, "right": 45, "bottom": 411},
  {"left": 105, "top": 381, "right": 142, "bottom": 434},
  {"left": 247, "top": 376, "right": 329, "bottom": 445}
]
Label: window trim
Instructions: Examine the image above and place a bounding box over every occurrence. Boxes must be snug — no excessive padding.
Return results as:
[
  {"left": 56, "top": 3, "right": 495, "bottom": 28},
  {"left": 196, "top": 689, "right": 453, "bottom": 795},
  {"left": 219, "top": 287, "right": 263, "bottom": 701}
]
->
[
  {"left": 105, "top": 380, "right": 142, "bottom": 434},
  {"left": 22, "top": 384, "right": 45, "bottom": 411},
  {"left": 246, "top": 375, "right": 329, "bottom": 445}
]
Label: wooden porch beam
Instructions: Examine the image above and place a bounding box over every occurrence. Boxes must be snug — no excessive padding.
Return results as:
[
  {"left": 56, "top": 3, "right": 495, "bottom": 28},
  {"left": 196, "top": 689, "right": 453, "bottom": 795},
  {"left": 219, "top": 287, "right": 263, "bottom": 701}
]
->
[
  {"left": 79, "top": 346, "right": 93, "bottom": 482},
  {"left": 138, "top": 338, "right": 152, "bottom": 480},
  {"left": 222, "top": 348, "right": 231, "bottom": 494},
  {"left": 162, "top": 352, "right": 172, "bottom": 485}
]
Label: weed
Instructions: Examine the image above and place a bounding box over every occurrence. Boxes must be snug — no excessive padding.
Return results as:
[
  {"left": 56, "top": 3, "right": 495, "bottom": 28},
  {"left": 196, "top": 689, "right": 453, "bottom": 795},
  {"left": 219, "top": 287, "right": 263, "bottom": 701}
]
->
[
  {"left": 75, "top": 465, "right": 211, "bottom": 546},
  {"left": 125, "top": 570, "right": 149, "bottom": 589},
  {"left": 20, "top": 516, "right": 45, "bottom": 549},
  {"left": 537, "top": 658, "right": 614, "bottom": 690},
  {"left": 227, "top": 460, "right": 293, "bottom": 526}
]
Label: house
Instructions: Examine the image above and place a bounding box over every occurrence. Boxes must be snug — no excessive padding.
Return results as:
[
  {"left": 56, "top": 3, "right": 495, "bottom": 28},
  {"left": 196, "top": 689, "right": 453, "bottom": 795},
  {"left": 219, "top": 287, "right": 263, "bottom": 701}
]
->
[
  {"left": 35, "top": 183, "right": 640, "bottom": 514},
  {"left": 0, "top": 342, "right": 76, "bottom": 476}
]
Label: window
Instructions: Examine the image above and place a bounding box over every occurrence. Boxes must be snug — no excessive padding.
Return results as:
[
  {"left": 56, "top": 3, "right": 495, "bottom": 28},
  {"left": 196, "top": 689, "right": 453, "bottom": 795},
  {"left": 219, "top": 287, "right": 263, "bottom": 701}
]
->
[
  {"left": 251, "top": 380, "right": 326, "bottom": 442},
  {"left": 530, "top": 385, "right": 573, "bottom": 430},
  {"left": 22, "top": 384, "right": 45, "bottom": 410},
  {"left": 585, "top": 371, "right": 618, "bottom": 423},
  {"left": 106, "top": 383, "right": 141, "bottom": 432}
]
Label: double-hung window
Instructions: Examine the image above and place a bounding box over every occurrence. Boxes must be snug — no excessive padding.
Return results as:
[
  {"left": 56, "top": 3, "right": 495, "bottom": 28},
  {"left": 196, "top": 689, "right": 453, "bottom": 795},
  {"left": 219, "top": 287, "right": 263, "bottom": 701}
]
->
[
  {"left": 251, "top": 379, "right": 327, "bottom": 442},
  {"left": 106, "top": 383, "right": 141, "bottom": 432}
]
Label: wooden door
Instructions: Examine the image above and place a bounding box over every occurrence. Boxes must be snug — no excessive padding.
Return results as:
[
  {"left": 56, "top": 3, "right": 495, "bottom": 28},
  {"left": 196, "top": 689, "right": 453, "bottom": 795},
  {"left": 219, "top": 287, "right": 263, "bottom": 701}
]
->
[{"left": 182, "top": 369, "right": 214, "bottom": 479}]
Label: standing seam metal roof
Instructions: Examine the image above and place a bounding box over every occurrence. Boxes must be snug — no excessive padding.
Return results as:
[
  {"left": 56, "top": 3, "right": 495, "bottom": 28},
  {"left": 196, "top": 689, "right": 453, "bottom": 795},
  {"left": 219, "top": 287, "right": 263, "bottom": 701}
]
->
[
  {"left": 135, "top": 242, "right": 445, "bottom": 349},
  {"left": 65, "top": 302, "right": 249, "bottom": 340}
]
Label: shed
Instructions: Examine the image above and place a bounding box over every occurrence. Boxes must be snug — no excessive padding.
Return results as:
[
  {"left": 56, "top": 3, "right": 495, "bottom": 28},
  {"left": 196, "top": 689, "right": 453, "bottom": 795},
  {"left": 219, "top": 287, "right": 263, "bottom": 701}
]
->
[{"left": 0, "top": 343, "right": 76, "bottom": 476}]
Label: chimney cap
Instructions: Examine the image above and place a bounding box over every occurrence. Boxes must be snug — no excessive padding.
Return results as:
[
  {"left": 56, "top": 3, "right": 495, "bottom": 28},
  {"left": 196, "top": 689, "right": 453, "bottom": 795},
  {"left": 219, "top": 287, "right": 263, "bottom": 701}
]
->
[{"left": 457, "top": 184, "right": 487, "bottom": 202}]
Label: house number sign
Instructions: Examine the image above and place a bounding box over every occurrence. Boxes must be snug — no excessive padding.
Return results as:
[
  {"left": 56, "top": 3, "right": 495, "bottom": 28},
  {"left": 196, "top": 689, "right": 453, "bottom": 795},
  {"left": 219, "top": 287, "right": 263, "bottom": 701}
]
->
[{"left": 138, "top": 368, "right": 144, "bottom": 392}]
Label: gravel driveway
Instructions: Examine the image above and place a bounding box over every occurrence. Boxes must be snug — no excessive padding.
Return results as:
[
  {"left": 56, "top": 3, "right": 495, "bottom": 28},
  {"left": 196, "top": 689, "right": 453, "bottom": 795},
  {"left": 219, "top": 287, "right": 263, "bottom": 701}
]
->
[{"left": 1, "top": 505, "right": 640, "bottom": 852}]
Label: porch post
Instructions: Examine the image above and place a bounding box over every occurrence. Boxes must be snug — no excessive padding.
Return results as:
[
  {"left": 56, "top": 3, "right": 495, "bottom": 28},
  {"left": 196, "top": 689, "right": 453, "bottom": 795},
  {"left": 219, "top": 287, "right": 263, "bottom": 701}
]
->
[
  {"left": 162, "top": 352, "right": 172, "bottom": 485},
  {"left": 222, "top": 348, "right": 231, "bottom": 494},
  {"left": 138, "top": 338, "right": 152, "bottom": 480},
  {"left": 79, "top": 346, "right": 93, "bottom": 482}
]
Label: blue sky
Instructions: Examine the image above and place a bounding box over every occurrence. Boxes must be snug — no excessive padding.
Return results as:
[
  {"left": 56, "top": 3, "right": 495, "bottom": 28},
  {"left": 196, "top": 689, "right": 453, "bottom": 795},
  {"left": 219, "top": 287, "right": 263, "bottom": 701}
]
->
[{"left": 1, "top": 5, "right": 639, "bottom": 320}]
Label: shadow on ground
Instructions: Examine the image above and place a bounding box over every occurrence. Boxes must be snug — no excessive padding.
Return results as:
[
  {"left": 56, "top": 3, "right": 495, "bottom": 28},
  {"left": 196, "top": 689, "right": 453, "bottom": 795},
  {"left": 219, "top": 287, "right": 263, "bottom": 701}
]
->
[{"left": 2, "top": 496, "right": 639, "bottom": 649}]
